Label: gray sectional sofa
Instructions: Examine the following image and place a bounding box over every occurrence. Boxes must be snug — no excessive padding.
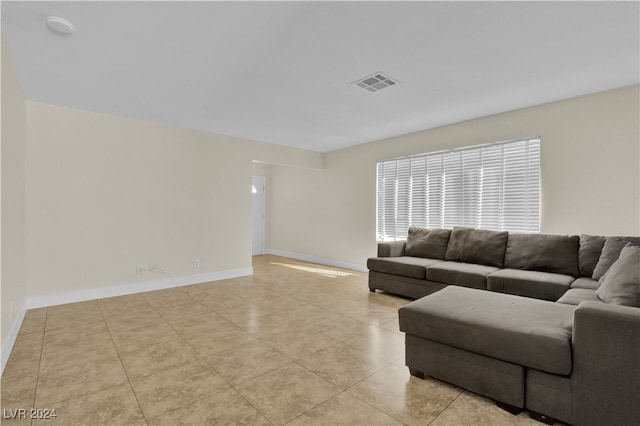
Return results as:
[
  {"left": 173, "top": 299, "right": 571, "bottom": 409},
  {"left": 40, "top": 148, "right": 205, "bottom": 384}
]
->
[{"left": 367, "top": 227, "right": 640, "bottom": 425}]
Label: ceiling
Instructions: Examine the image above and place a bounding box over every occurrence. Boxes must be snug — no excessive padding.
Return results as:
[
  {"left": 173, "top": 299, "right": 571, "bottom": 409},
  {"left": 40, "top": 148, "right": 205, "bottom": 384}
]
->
[{"left": 2, "top": 1, "right": 639, "bottom": 153}]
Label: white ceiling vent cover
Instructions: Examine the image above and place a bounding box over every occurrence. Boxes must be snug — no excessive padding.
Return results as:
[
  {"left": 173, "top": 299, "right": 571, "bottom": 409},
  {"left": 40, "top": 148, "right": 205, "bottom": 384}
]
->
[{"left": 353, "top": 72, "right": 398, "bottom": 92}]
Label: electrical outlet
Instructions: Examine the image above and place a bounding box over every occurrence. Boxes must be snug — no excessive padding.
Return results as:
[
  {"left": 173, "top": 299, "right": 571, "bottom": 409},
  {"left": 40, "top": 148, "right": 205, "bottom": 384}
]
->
[
  {"left": 194, "top": 258, "right": 200, "bottom": 268},
  {"left": 136, "top": 265, "right": 147, "bottom": 274}
]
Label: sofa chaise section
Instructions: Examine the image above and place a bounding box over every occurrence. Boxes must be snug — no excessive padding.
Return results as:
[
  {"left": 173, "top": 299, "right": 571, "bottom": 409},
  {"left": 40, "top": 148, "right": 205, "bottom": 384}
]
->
[
  {"left": 399, "top": 287, "right": 640, "bottom": 425},
  {"left": 397, "top": 240, "right": 640, "bottom": 425}
]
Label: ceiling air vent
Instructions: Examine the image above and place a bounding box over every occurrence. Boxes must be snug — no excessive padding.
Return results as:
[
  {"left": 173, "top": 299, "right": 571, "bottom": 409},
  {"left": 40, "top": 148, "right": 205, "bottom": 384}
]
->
[{"left": 353, "top": 72, "right": 398, "bottom": 92}]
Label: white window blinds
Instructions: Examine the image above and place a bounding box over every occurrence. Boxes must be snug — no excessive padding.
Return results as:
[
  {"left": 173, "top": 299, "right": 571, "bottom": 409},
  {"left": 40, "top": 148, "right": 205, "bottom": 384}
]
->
[{"left": 376, "top": 138, "right": 540, "bottom": 241}]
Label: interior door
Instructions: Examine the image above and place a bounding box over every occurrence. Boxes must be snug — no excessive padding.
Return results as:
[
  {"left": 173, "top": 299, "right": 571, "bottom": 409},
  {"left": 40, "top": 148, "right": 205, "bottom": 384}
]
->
[{"left": 252, "top": 176, "right": 266, "bottom": 255}]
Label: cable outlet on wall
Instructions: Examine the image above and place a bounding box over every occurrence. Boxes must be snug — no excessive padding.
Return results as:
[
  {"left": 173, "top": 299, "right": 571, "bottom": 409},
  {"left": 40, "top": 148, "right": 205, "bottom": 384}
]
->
[
  {"left": 194, "top": 258, "right": 200, "bottom": 268},
  {"left": 136, "top": 265, "right": 148, "bottom": 274}
]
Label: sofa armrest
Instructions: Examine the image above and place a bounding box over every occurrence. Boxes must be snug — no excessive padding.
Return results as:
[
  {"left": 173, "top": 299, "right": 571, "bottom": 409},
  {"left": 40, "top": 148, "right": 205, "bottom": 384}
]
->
[
  {"left": 571, "top": 302, "right": 640, "bottom": 426},
  {"left": 377, "top": 241, "right": 406, "bottom": 257}
]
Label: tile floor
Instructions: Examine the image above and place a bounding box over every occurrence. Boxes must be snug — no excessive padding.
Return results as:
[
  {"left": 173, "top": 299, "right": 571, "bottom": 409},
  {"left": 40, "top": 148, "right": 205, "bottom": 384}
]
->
[{"left": 1, "top": 255, "right": 541, "bottom": 425}]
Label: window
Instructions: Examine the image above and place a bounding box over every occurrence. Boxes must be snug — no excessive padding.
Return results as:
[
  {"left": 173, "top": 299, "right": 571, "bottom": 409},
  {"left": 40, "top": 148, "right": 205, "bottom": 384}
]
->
[{"left": 376, "top": 138, "right": 540, "bottom": 241}]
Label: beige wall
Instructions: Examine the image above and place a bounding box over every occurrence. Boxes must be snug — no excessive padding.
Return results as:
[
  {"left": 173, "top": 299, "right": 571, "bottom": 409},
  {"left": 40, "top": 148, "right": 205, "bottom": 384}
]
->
[
  {"left": 24, "top": 102, "right": 321, "bottom": 299},
  {"left": 1, "top": 35, "right": 27, "bottom": 350},
  {"left": 267, "top": 85, "right": 640, "bottom": 268}
]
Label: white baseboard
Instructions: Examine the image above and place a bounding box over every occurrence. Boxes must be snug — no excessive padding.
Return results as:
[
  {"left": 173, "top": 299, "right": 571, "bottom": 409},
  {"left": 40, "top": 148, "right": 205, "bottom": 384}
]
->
[
  {"left": 25, "top": 267, "right": 253, "bottom": 310},
  {"left": 265, "top": 249, "right": 367, "bottom": 272},
  {"left": 1, "top": 303, "right": 26, "bottom": 374}
]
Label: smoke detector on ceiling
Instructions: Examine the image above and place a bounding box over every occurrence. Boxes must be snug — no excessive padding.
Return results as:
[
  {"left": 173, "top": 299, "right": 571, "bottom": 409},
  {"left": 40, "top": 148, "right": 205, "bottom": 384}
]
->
[
  {"left": 353, "top": 72, "right": 398, "bottom": 92},
  {"left": 46, "top": 16, "right": 74, "bottom": 35}
]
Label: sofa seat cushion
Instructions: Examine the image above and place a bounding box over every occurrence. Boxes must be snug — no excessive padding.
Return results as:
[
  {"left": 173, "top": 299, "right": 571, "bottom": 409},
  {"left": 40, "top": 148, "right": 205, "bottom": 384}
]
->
[
  {"left": 425, "top": 261, "right": 499, "bottom": 289},
  {"left": 487, "top": 269, "right": 574, "bottom": 301},
  {"left": 556, "top": 288, "right": 602, "bottom": 306},
  {"left": 570, "top": 277, "right": 600, "bottom": 290},
  {"left": 366, "top": 256, "right": 443, "bottom": 279},
  {"left": 399, "top": 286, "right": 576, "bottom": 375}
]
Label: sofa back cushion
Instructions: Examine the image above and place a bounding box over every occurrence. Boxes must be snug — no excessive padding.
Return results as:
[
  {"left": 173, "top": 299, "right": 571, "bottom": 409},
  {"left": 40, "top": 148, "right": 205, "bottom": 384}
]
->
[
  {"left": 592, "top": 236, "right": 640, "bottom": 280},
  {"left": 505, "top": 233, "right": 580, "bottom": 276},
  {"left": 596, "top": 244, "right": 640, "bottom": 307},
  {"left": 444, "top": 227, "right": 508, "bottom": 267},
  {"left": 578, "top": 234, "right": 606, "bottom": 277},
  {"left": 405, "top": 227, "right": 451, "bottom": 259}
]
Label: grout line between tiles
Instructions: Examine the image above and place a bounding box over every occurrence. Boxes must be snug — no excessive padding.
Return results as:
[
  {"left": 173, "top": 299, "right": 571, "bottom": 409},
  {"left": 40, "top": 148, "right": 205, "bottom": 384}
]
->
[
  {"left": 27, "top": 308, "right": 47, "bottom": 426},
  {"left": 98, "top": 300, "right": 149, "bottom": 423},
  {"left": 425, "top": 387, "right": 465, "bottom": 425}
]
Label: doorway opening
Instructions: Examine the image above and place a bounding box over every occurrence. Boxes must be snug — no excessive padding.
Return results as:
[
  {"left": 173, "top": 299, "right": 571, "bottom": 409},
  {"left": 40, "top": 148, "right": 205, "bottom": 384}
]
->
[{"left": 251, "top": 176, "right": 266, "bottom": 255}]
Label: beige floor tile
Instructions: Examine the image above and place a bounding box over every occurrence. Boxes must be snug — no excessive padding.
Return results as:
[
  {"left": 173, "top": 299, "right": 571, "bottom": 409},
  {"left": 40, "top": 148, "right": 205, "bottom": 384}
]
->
[
  {"left": 261, "top": 328, "right": 339, "bottom": 360},
  {"left": 141, "top": 287, "right": 196, "bottom": 308},
  {"left": 250, "top": 292, "right": 303, "bottom": 310},
  {"left": 179, "top": 283, "right": 247, "bottom": 305},
  {"left": 1, "top": 358, "right": 39, "bottom": 385},
  {"left": 1, "top": 255, "right": 542, "bottom": 426},
  {"left": 202, "top": 340, "right": 292, "bottom": 385},
  {"left": 189, "top": 329, "right": 258, "bottom": 357},
  {"left": 236, "top": 307, "right": 303, "bottom": 337},
  {"left": 148, "top": 388, "right": 271, "bottom": 425},
  {"left": 42, "top": 321, "right": 110, "bottom": 347},
  {"left": 302, "top": 314, "right": 371, "bottom": 341},
  {"left": 245, "top": 304, "right": 330, "bottom": 339},
  {"left": 287, "top": 392, "right": 402, "bottom": 426},
  {"left": 430, "top": 391, "right": 539, "bottom": 426},
  {"left": 35, "top": 357, "right": 128, "bottom": 406},
  {"left": 228, "top": 285, "right": 284, "bottom": 302},
  {"left": 343, "top": 325, "right": 405, "bottom": 362},
  {"left": 215, "top": 301, "right": 285, "bottom": 327},
  {"left": 179, "top": 281, "right": 226, "bottom": 296},
  {"left": 2, "top": 340, "right": 42, "bottom": 381},
  {"left": 378, "top": 318, "right": 402, "bottom": 334},
  {"left": 298, "top": 343, "right": 389, "bottom": 389},
  {"left": 284, "top": 304, "right": 333, "bottom": 326},
  {"left": 196, "top": 292, "right": 248, "bottom": 311},
  {"left": 45, "top": 308, "right": 104, "bottom": 332},
  {"left": 119, "top": 338, "right": 200, "bottom": 377},
  {"left": 103, "top": 305, "right": 165, "bottom": 332},
  {"left": 98, "top": 293, "right": 149, "bottom": 314},
  {"left": 393, "top": 357, "right": 408, "bottom": 368},
  {"left": 0, "top": 373, "right": 37, "bottom": 415},
  {"left": 344, "top": 304, "right": 399, "bottom": 326},
  {"left": 6, "top": 331, "right": 44, "bottom": 364},
  {"left": 236, "top": 363, "right": 341, "bottom": 425},
  {"left": 39, "top": 331, "right": 118, "bottom": 373},
  {"left": 169, "top": 312, "right": 231, "bottom": 337},
  {"left": 46, "top": 300, "right": 99, "bottom": 316},
  {"left": 109, "top": 321, "right": 185, "bottom": 353},
  {"left": 368, "top": 292, "right": 413, "bottom": 309},
  {"left": 129, "top": 359, "right": 230, "bottom": 419},
  {"left": 19, "top": 308, "right": 48, "bottom": 334},
  {"left": 171, "top": 313, "right": 257, "bottom": 356},
  {"left": 309, "top": 296, "right": 366, "bottom": 315},
  {"left": 31, "top": 383, "right": 146, "bottom": 426},
  {"left": 156, "top": 300, "right": 212, "bottom": 322},
  {"left": 347, "top": 364, "right": 462, "bottom": 425}
]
